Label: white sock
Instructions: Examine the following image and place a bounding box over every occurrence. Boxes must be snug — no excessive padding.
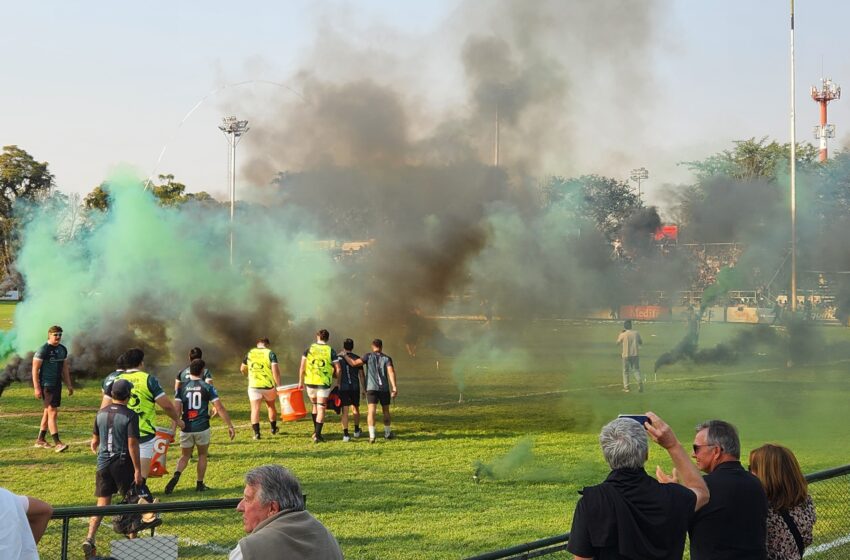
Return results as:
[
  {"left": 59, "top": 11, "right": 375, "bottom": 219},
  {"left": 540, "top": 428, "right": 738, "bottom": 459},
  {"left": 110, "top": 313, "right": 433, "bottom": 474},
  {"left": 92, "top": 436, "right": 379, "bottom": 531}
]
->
[
  {"left": 384, "top": 425, "right": 391, "bottom": 436},
  {"left": 369, "top": 426, "right": 376, "bottom": 439}
]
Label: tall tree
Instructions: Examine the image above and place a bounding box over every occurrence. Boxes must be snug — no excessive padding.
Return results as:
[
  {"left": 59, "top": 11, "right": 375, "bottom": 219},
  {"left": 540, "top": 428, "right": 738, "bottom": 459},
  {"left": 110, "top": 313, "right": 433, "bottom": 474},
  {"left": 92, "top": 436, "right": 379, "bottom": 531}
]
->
[
  {"left": 542, "top": 174, "right": 643, "bottom": 241},
  {"left": 0, "top": 146, "right": 55, "bottom": 276}
]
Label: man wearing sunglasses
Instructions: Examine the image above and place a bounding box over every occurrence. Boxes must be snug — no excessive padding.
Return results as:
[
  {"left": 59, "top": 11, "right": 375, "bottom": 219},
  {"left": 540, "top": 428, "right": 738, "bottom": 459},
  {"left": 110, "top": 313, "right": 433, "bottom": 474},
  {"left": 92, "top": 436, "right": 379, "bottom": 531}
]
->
[
  {"left": 658, "top": 419, "right": 768, "bottom": 560},
  {"left": 32, "top": 325, "right": 73, "bottom": 452}
]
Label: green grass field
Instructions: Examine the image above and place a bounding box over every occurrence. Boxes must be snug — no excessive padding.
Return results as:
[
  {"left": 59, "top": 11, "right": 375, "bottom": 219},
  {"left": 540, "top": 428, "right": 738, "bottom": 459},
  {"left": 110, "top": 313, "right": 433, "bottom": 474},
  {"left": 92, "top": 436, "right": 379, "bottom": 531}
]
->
[{"left": 1, "top": 313, "right": 849, "bottom": 559}]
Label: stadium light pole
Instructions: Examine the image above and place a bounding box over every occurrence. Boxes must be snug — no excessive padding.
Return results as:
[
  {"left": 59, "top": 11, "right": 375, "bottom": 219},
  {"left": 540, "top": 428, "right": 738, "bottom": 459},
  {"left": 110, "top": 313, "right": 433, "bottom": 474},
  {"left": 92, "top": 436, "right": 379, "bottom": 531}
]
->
[
  {"left": 218, "top": 116, "right": 250, "bottom": 266},
  {"left": 789, "top": 0, "right": 798, "bottom": 312},
  {"left": 630, "top": 167, "right": 649, "bottom": 199}
]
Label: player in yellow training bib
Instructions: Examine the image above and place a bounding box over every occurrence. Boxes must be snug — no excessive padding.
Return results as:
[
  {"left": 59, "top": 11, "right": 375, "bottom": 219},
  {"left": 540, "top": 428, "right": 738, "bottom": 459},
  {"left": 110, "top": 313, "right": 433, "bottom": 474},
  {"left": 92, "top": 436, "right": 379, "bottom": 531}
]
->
[{"left": 241, "top": 337, "right": 282, "bottom": 440}]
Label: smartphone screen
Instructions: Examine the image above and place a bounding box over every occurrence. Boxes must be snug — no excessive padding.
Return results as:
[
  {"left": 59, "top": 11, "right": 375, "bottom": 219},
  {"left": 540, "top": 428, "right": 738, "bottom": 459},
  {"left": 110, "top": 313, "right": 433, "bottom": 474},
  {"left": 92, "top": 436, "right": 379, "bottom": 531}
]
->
[{"left": 618, "top": 414, "right": 651, "bottom": 426}]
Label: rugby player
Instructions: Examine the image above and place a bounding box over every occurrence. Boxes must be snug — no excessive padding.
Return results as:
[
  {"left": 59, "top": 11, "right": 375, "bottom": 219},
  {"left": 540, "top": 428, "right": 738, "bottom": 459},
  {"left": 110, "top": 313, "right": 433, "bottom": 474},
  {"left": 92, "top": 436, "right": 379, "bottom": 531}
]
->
[
  {"left": 32, "top": 325, "right": 73, "bottom": 452},
  {"left": 342, "top": 339, "right": 397, "bottom": 443},
  {"left": 298, "top": 329, "right": 340, "bottom": 443},
  {"left": 101, "top": 348, "right": 184, "bottom": 478},
  {"left": 174, "top": 347, "right": 214, "bottom": 393},
  {"left": 337, "top": 338, "right": 363, "bottom": 442},
  {"left": 82, "top": 379, "right": 144, "bottom": 559},
  {"left": 240, "top": 337, "right": 282, "bottom": 440},
  {"left": 165, "top": 359, "right": 235, "bottom": 494}
]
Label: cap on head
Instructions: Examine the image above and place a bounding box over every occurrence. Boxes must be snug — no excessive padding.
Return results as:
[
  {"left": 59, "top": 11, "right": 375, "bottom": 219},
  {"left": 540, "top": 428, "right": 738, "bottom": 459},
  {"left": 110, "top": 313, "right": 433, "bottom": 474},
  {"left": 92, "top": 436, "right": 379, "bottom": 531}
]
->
[{"left": 111, "top": 379, "right": 134, "bottom": 401}]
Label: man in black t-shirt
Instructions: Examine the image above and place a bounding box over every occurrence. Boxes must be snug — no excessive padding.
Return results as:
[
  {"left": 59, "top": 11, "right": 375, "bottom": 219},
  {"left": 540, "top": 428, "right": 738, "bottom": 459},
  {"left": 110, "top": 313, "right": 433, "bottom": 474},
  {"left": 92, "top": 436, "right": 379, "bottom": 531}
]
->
[
  {"left": 568, "top": 412, "right": 709, "bottom": 560},
  {"left": 659, "top": 419, "right": 768, "bottom": 560},
  {"left": 82, "top": 379, "right": 143, "bottom": 559},
  {"left": 337, "top": 338, "right": 363, "bottom": 442}
]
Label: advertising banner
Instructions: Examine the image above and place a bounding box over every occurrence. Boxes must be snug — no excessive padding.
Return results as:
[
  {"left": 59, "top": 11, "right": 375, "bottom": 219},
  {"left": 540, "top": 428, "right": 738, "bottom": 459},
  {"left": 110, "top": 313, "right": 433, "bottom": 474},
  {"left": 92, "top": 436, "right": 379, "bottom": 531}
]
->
[
  {"left": 619, "top": 305, "right": 672, "bottom": 321},
  {"left": 726, "top": 306, "right": 759, "bottom": 324}
]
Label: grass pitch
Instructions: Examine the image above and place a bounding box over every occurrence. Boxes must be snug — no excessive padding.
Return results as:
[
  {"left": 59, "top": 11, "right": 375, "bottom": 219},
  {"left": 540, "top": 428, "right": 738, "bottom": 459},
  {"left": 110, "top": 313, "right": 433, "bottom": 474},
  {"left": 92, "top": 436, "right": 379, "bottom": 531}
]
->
[{"left": 1, "top": 317, "right": 849, "bottom": 559}]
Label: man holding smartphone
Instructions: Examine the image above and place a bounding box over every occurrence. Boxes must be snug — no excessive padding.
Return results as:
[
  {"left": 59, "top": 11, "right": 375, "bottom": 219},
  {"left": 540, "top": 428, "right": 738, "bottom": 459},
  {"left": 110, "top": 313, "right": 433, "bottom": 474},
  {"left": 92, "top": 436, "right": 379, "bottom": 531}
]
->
[{"left": 568, "top": 411, "right": 709, "bottom": 560}]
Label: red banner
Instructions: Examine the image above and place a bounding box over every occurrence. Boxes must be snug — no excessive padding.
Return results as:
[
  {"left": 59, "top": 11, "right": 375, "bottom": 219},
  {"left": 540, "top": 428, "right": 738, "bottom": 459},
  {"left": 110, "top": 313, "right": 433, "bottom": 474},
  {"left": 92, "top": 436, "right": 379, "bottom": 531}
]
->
[
  {"left": 654, "top": 224, "right": 679, "bottom": 240},
  {"left": 619, "top": 305, "right": 672, "bottom": 321}
]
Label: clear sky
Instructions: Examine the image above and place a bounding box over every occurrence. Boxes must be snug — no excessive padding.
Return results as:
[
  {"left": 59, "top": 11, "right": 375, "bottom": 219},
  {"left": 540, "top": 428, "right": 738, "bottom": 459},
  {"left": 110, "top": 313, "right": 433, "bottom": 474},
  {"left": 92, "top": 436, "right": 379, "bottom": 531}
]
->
[{"left": 4, "top": 1, "right": 850, "bottom": 205}]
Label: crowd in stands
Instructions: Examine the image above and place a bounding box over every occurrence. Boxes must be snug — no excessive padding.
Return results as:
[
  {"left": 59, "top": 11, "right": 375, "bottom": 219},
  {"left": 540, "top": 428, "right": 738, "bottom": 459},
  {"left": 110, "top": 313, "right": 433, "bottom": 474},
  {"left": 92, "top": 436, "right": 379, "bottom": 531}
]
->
[{"left": 569, "top": 414, "right": 816, "bottom": 560}]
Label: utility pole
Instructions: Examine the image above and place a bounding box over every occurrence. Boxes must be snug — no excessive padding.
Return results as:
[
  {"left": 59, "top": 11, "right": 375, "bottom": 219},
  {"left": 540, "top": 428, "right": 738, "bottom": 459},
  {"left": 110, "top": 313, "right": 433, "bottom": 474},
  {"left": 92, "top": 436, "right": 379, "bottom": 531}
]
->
[
  {"left": 218, "top": 116, "right": 249, "bottom": 265},
  {"left": 630, "top": 167, "right": 649, "bottom": 199},
  {"left": 789, "top": 0, "right": 797, "bottom": 312}
]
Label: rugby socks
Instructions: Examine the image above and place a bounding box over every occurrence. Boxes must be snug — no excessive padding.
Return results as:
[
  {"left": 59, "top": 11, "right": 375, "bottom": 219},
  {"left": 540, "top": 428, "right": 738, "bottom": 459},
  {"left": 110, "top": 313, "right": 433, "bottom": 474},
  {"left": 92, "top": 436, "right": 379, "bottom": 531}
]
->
[
  {"left": 252, "top": 423, "right": 260, "bottom": 437},
  {"left": 354, "top": 424, "right": 360, "bottom": 433},
  {"left": 343, "top": 428, "right": 350, "bottom": 437},
  {"left": 384, "top": 425, "right": 392, "bottom": 437},
  {"left": 51, "top": 433, "right": 60, "bottom": 444},
  {"left": 38, "top": 430, "right": 48, "bottom": 442},
  {"left": 368, "top": 426, "right": 376, "bottom": 439},
  {"left": 270, "top": 420, "right": 278, "bottom": 433},
  {"left": 316, "top": 422, "right": 324, "bottom": 437},
  {"left": 311, "top": 413, "right": 317, "bottom": 433}
]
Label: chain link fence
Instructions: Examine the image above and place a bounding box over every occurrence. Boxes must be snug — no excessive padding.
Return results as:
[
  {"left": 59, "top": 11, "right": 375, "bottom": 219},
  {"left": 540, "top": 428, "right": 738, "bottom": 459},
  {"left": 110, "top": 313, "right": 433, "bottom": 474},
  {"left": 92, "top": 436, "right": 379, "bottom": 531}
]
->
[
  {"left": 804, "top": 465, "right": 850, "bottom": 558},
  {"left": 465, "top": 464, "right": 850, "bottom": 560}
]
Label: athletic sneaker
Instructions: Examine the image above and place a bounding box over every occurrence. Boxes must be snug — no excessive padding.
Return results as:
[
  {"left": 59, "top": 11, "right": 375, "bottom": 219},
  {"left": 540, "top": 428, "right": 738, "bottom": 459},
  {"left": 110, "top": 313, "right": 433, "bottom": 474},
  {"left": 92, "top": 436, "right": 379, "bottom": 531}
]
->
[
  {"left": 34, "top": 440, "right": 51, "bottom": 449},
  {"left": 384, "top": 432, "right": 395, "bottom": 440},
  {"left": 82, "top": 538, "right": 96, "bottom": 560},
  {"left": 312, "top": 434, "right": 326, "bottom": 443},
  {"left": 196, "top": 482, "right": 209, "bottom": 492},
  {"left": 369, "top": 437, "right": 376, "bottom": 444},
  {"left": 252, "top": 433, "right": 261, "bottom": 440},
  {"left": 54, "top": 442, "right": 69, "bottom": 453},
  {"left": 270, "top": 425, "right": 279, "bottom": 435},
  {"left": 622, "top": 388, "right": 630, "bottom": 393},
  {"left": 342, "top": 435, "right": 351, "bottom": 442},
  {"left": 164, "top": 476, "right": 179, "bottom": 495},
  {"left": 353, "top": 429, "right": 362, "bottom": 438}
]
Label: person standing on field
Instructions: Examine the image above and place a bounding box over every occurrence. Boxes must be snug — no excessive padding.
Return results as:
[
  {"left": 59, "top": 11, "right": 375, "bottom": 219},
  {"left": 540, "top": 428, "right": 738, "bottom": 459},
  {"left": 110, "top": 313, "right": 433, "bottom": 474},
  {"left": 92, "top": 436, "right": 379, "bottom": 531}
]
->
[
  {"left": 337, "top": 338, "right": 363, "bottom": 442},
  {"left": 32, "top": 325, "right": 73, "bottom": 452},
  {"left": 165, "top": 358, "right": 235, "bottom": 494},
  {"left": 617, "top": 320, "right": 643, "bottom": 393},
  {"left": 241, "top": 337, "right": 282, "bottom": 441},
  {"left": 342, "top": 338, "right": 397, "bottom": 443},
  {"left": 175, "top": 347, "right": 214, "bottom": 393},
  {"left": 82, "top": 379, "right": 145, "bottom": 560},
  {"left": 297, "top": 329, "right": 341, "bottom": 443},
  {"left": 101, "top": 348, "right": 184, "bottom": 479}
]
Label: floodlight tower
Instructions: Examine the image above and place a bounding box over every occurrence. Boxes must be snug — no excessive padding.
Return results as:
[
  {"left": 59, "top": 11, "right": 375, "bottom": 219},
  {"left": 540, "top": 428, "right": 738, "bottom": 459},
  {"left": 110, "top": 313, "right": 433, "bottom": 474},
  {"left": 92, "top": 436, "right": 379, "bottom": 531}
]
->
[
  {"left": 811, "top": 78, "right": 840, "bottom": 162},
  {"left": 219, "top": 116, "right": 250, "bottom": 265},
  {"left": 630, "top": 167, "right": 649, "bottom": 199}
]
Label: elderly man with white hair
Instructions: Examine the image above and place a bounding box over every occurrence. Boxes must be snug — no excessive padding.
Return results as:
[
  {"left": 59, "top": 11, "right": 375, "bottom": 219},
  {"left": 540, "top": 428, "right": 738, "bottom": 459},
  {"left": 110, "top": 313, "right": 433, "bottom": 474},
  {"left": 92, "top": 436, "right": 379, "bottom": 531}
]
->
[
  {"left": 567, "top": 412, "right": 710, "bottom": 560},
  {"left": 229, "top": 465, "right": 343, "bottom": 560}
]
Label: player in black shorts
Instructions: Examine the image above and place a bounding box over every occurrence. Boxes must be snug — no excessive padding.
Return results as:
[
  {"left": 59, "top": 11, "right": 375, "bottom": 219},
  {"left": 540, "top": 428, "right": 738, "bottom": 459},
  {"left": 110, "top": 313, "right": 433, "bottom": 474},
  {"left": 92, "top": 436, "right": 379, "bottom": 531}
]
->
[
  {"left": 342, "top": 339, "right": 398, "bottom": 443},
  {"left": 338, "top": 338, "right": 363, "bottom": 442},
  {"left": 82, "top": 379, "right": 143, "bottom": 559},
  {"left": 32, "top": 325, "right": 73, "bottom": 452}
]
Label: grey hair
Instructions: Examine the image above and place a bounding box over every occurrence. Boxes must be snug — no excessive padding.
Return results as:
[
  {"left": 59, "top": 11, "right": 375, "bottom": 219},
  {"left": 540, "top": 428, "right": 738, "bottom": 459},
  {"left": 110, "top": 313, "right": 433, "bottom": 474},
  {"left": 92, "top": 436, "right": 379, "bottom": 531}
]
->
[
  {"left": 696, "top": 420, "right": 741, "bottom": 459},
  {"left": 599, "top": 418, "right": 648, "bottom": 470},
  {"left": 245, "top": 465, "right": 305, "bottom": 512}
]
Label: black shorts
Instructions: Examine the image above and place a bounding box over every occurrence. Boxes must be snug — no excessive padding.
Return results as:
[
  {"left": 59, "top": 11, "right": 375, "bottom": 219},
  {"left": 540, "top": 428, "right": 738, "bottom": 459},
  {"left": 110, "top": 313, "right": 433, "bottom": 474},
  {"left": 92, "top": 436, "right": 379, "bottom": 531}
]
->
[
  {"left": 95, "top": 458, "right": 134, "bottom": 498},
  {"left": 339, "top": 390, "right": 360, "bottom": 407},
  {"left": 41, "top": 386, "right": 61, "bottom": 409},
  {"left": 366, "top": 391, "right": 391, "bottom": 406}
]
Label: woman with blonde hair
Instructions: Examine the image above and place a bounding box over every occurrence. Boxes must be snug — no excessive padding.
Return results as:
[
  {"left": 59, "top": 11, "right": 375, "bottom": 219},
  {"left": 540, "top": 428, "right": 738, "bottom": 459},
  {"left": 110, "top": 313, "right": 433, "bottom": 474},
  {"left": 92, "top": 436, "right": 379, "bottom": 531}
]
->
[{"left": 749, "top": 444, "right": 816, "bottom": 560}]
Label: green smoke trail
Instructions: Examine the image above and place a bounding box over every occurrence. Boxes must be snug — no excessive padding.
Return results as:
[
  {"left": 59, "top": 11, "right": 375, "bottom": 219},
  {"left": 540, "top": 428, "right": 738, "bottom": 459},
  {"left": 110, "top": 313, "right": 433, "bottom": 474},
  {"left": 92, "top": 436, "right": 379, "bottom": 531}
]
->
[{"left": 4, "top": 169, "right": 336, "bottom": 376}]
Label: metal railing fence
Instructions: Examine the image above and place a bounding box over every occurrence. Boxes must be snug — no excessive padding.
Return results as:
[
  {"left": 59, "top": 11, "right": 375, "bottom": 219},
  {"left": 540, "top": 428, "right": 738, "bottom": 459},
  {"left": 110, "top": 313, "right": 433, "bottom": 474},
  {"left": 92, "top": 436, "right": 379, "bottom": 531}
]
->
[{"left": 41, "top": 498, "right": 241, "bottom": 560}]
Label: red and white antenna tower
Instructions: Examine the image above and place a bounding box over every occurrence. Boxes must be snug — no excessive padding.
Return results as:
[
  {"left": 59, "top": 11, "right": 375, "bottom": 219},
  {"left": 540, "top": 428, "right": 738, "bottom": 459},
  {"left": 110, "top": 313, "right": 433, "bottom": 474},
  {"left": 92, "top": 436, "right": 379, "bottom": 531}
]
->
[{"left": 811, "top": 78, "right": 840, "bottom": 162}]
